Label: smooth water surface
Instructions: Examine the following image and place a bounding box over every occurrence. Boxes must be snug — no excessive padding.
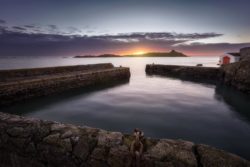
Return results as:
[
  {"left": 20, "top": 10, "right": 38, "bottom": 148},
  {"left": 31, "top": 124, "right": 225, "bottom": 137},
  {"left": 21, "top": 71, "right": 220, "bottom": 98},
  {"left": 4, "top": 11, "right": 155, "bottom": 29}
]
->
[{"left": 1, "top": 57, "right": 250, "bottom": 160}]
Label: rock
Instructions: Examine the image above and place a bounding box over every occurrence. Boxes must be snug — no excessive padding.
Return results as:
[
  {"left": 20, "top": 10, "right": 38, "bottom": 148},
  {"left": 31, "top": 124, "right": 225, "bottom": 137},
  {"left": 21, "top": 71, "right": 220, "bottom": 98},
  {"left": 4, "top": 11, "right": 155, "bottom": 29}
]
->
[
  {"left": 0, "top": 112, "right": 249, "bottom": 166},
  {"left": 240, "top": 47, "right": 250, "bottom": 61},
  {"left": 9, "top": 137, "right": 27, "bottom": 149},
  {"left": 147, "top": 139, "right": 197, "bottom": 167},
  {"left": 107, "top": 145, "right": 131, "bottom": 167},
  {"left": 6, "top": 127, "right": 30, "bottom": 137},
  {"left": 97, "top": 130, "right": 123, "bottom": 147},
  {"left": 222, "top": 60, "right": 250, "bottom": 93},
  {"left": 73, "top": 136, "right": 97, "bottom": 161},
  {"left": 89, "top": 147, "right": 108, "bottom": 162},
  {"left": 43, "top": 133, "right": 72, "bottom": 152},
  {"left": 61, "top": 130, "right": 73, "bottom": 139},
  {"left": 51, "top": 123, "right": 67, "bottom": 131},
  {"left": 196, "top": 144, "right": 250, "bottom": 167}
]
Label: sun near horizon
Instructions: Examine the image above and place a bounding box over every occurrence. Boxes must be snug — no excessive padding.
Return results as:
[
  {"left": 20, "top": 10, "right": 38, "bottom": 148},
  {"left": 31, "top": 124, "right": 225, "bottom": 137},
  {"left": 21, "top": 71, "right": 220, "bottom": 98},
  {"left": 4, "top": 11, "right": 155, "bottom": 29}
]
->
[{"left": 133, "top": 50, "right": 147, "bottom": 55}]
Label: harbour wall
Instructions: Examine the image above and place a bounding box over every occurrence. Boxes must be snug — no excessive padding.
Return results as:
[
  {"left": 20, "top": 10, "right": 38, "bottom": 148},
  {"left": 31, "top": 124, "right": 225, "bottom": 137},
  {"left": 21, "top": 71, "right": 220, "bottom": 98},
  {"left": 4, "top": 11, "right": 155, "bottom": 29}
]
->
[
  {"left": 0, "top": 63, "right": 114, "bottom": 82},
  {"left": 146, "top": 64, "right": 222, "bottom": 84},
  {"left": 146, "top": 60, "right": 250, "bottom": 93},
  {"left": 0, "top": 112, "right": 249, "bottom": 167},
  {"left": 0, "top": 64, "right": 130, "bottom": 106}
]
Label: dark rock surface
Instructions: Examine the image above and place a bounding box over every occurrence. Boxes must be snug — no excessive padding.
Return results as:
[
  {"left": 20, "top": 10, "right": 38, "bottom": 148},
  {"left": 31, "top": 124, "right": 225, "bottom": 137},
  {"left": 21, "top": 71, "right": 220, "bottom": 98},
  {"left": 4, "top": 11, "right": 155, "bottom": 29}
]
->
[
  {"left": 221, "top": 60, "right": 250, "bottom": 93},
  {"left": 0, "top": 112, "right": 249, "bottom": 167},
  {"left": 240, "top": 47, "right": 250, "bottom": 61}
]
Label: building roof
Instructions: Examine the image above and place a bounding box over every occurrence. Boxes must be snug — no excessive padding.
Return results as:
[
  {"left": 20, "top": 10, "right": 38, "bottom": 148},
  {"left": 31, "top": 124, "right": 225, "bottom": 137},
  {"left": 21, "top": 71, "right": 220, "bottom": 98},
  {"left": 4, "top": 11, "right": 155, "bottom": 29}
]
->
[{"left": 227, "top": 52, "right": 241, "bottom": 57}]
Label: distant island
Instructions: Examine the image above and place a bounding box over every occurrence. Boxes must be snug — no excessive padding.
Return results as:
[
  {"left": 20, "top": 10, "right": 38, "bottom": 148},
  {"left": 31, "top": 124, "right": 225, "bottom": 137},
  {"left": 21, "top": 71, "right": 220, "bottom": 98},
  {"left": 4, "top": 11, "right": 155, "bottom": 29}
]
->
[{"left": 74, "top": 50, "right": 188, "bottom": 58}]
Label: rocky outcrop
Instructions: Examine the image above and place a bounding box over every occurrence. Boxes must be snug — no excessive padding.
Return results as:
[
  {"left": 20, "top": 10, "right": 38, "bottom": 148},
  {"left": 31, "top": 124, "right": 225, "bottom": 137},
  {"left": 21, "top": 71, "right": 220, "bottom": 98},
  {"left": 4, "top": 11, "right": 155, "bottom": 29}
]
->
[
  {"left": 0, "top": 112, "right": 249, "bottom": 167},
  {"left": 221, "top": 60, "right": 250, "bottom": 93},
  {"left": 240, "top": 47, "right": 250, "bottom": 61},
  {"left": 0, "top": 64, "right": 130, "bottom": 106}
]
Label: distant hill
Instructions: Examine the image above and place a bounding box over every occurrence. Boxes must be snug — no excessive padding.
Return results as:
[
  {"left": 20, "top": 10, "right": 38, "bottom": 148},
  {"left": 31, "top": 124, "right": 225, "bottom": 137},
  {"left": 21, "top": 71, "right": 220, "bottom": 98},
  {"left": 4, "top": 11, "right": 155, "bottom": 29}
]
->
[
  {"left": 125, "top": 50, "right": 187, "bottom": 57},
  {"left": 74, "top": 50, "right": 187, "bottom": 58}
]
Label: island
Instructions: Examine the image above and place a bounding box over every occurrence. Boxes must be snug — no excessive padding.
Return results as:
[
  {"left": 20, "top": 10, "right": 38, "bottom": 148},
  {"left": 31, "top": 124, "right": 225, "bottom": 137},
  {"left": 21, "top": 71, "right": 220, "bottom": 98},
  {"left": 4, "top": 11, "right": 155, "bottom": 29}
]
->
[{"left": 74, "top": 50, "right": 188, "bottom": 58}]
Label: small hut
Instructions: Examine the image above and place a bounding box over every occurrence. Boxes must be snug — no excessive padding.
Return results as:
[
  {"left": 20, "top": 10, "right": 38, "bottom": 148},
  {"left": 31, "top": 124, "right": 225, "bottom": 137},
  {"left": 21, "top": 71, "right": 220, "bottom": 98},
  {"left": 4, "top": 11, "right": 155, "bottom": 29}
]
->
[{"left": 219, "top": 53, "right": 241, "bottom": 65}]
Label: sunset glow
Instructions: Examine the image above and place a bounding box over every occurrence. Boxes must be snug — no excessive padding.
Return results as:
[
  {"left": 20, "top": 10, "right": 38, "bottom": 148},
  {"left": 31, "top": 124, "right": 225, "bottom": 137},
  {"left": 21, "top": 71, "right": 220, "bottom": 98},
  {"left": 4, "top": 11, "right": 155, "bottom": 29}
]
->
[
  {"left": 133, "top": 50, "right": 147, "bottom": 55},
  {"left": 0, "top": 0, "right": 249, "bottom": 57}
]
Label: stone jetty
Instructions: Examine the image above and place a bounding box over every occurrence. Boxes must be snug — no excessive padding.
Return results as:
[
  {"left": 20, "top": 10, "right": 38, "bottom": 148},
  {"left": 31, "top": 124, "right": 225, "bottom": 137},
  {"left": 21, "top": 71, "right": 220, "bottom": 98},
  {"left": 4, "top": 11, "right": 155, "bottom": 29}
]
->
[
  {"left": 0, "top": 63, "right": 130, "bottom": 106},
  {"left": 0, "top": 112, "right": 249, "bottom": 167},
  {"left": 146, "top": 64, "right": 221, "bottom": 84},
  {"left": 146, "top": 59, "right": 250, "bottom": 94}
]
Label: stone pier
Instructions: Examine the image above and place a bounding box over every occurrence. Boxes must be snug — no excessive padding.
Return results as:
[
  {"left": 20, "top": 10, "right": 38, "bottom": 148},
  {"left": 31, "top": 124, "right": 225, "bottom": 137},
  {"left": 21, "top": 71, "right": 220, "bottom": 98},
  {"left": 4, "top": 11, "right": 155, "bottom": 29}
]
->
[
  {"left": 0, "top": 112, "right": 249, "bottom": 167},
  {"left": 146, "top": 60, "right": 250, "bottom": 94},
  {"left": 0, "top": 63, "right": 130, "bottom": 106},
  {"left": 146, "top": 64, "right": 221, "bottom": 84}
]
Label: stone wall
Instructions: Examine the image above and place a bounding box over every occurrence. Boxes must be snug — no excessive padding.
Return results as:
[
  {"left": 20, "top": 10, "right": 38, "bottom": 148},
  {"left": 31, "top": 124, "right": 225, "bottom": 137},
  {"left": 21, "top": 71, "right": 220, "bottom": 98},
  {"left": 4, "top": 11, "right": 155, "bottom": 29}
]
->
[
  {"left": 146, "top": 64, "right": 222, "bottom": 84},
  {"left": 0, "top": 63, "right": 114, "bottom": 82},
  {"left": 240, "top": 47, "right": 250, "bottom": 61},
  {"left": 0, "top": 112, "right": 249, "bottom": 167},
  {"left": 146, "top": 62, "right": 250, "bottom": 94},
  {"left": 0, "top": 66, "right": 130, "bottom": 106}
]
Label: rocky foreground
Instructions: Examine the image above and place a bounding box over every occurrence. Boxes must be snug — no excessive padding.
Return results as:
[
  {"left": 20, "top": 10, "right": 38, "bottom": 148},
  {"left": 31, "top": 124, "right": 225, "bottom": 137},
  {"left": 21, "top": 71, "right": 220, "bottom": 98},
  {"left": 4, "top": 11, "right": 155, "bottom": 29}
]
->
[{"left": 0, "top": 112, "right": 249, "bottom": 167}]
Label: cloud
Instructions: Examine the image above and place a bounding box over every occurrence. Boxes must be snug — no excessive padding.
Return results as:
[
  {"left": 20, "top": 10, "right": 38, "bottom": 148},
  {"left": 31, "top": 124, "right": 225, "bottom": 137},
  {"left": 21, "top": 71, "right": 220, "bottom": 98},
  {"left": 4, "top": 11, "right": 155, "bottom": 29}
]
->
[
  {"left": 48, "top": 24, "right": 57, "bottom": 30},
  {"left": 0, "top": 19, "right": 6, "bottom": 24},
  {"left": 0, "top": 24, "right": 248, "bottom": 57},
  {"left": 12, "top": 26, "right": 27, "bottom": 31},
  {"left": 174, "top": 42, "right": 250, "bottom": 56},
  {"left": 24, "top": 25, "right": 36, "bottom": 28},
  {"left": 67, "top": 26, "right": 82, "bottom": 34},
  {"left": 91, "top": 32, "right": 223, "bottom": 42}
]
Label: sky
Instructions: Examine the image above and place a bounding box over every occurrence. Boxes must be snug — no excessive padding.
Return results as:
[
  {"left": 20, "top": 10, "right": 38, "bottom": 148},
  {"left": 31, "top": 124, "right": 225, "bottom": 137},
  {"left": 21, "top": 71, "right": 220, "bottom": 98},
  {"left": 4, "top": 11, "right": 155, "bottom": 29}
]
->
[{"left": 0, "top": 0, "right": 250, "bottom": 56}]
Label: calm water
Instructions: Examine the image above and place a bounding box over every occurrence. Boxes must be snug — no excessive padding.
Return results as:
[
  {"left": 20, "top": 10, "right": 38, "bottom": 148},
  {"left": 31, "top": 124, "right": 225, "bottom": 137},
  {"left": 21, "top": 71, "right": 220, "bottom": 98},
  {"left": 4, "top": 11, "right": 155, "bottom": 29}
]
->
[{"left": 1, "top": 57, "right": 250, "bottom": 160}]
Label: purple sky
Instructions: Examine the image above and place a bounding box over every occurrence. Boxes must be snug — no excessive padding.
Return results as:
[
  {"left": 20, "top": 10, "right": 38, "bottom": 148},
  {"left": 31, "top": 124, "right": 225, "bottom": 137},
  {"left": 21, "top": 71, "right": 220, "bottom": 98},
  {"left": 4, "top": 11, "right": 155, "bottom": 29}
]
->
[{"left": 0, "top": 0, "right": 250, "bottom": 56}]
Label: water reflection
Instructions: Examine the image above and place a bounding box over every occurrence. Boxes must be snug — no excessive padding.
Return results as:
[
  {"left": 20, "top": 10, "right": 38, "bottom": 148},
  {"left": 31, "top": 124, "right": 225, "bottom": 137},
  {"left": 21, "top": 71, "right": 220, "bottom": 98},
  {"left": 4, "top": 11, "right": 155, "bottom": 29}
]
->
[
  {"left": 0, "top": 80, "right": 130, "bottom": 115},
  {"left": 215, "top": 85, "right": 250, "bottom": 122},
  {"left": 0, "top": 57, "right": 250, "bottom": 160}
]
